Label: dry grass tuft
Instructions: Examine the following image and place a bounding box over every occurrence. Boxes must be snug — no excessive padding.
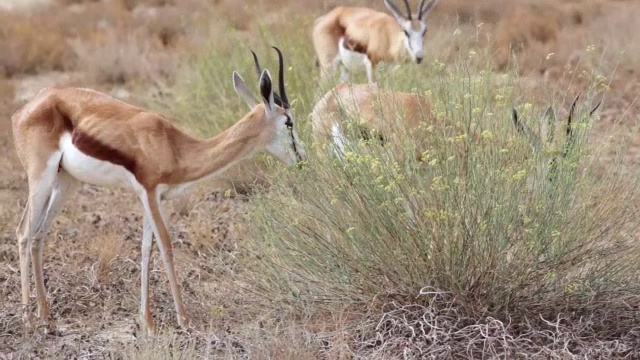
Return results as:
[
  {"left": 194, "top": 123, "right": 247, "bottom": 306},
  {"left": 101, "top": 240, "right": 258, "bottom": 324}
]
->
[
  {"left": 587, "top": 4, "right": 640, "bottom": 76},
  {"left": 69, "top": 31, "right": 179, "bottom": 86},
  {"left": 88, "top": 231, "right": 124, "bottom": 283},
  {"left": 0, "top": 9, "right": 73, "bottom": 78},
  {"left": 0, "top": 0, "right": 211, "bottom": 84},
  {"left": 213, "top": 0, "right": 252, "bottom": 31},
  {"left": 492, "top": 3, "right": 561, "bottom": 71},
  {"left": 0, "top": 78, "right": 14, "bottom": 103}
]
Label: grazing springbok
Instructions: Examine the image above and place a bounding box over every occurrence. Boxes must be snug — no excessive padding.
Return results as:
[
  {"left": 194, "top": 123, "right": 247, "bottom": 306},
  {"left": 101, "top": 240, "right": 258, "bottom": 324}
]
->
[
  {"left": 12, "top": 47, "right": 304, "bottom": 333},
  {"left": 312, "top": 0, "right": 438, "bottom": 83},
  {"left": 311, "top": 84, "right": 600, "bottom": 173},
  {"left": 310, "top": 82, "right": 452, "bottom": 159}
]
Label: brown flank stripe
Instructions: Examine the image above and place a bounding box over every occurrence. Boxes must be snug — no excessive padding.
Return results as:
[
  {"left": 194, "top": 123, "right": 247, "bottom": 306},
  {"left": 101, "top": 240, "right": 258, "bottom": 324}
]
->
[
  {"left": 71, "top": 130, "right": 137, "bottom": 174},
  {"left": 343, "top": 35, "right": 368, "bottom": 55}
]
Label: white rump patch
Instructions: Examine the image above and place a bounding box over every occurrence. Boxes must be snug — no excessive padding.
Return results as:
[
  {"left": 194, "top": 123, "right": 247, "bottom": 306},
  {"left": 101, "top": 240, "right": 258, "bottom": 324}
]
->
[
  {"left": 338, "top": 37, "right": 374, "bottom": 82},
  {"left": 330, "top": 123, "right": 347, "bottom": 159}
]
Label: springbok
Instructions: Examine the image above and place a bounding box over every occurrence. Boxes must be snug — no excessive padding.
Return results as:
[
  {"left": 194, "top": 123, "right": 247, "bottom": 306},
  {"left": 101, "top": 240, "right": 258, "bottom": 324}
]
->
[
  {"left": 511, "top": 95, "right": 601, "bottom": 182},
  {"left": 311, "top": 85, "right": 600, "bottom": 171},
  {"left": 12, "top": 47, "right": 304, "bottom": 333},
  {"left": 312, "top": 0, "right": 438, "bottom": 84},
  {"left": 310, "top": 82, "right": 456, "bottom": 159}
]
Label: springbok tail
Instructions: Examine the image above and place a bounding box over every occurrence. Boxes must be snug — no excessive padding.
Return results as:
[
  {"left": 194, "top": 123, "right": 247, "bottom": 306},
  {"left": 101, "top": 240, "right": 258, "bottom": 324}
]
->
[{"left": 312, "top": 8, "right": 345, "bottom": 69}]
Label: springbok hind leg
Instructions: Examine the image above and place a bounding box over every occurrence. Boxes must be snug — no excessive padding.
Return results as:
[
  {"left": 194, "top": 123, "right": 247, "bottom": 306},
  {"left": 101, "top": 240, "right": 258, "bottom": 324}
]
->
[
  {"left": 31, "top": 170, "right": 77, "bottom": 331},
  {"left": 15, "top": 204, "right": 34, "bottom": 331},
  {"left": 16, "top": 153, "right": 62, "bottom": 332},
  {"left": 339, "top": 64, "right": 350, "bottom": 83}
]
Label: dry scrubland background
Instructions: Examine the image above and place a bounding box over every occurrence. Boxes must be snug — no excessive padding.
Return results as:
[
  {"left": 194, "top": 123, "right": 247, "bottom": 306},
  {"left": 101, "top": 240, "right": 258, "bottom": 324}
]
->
[{"left": 1, "top": 0, "right": 640, "bottom": 358}]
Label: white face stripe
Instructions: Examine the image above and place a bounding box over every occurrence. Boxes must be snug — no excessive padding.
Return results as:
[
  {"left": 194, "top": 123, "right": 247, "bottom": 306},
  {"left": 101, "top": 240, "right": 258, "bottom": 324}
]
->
[
  {"left": 263, "top": 108, "right": 306, "bottom": 167},
  {"left": 400, "top": 21, "right": 427, "bottom": 62}
]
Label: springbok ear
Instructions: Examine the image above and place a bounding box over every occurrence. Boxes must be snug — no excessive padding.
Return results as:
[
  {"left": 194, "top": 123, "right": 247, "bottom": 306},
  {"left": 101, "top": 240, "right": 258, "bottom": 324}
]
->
[
  {"left": 512, "top": 108, "right": 542, "bottom": 152},
  {"left": 419, "top": 0, "right": 438, "bottom": 20},
  {"left": 544, "top": 106, "right": 556, "bottom": 122},
  {"left": 384, "top": 0, "right": 408, "bottom": 22},
  {"left": 232, "top": 71, "right": 258, "bottom": 109},
  {"left": 259, "top": 69, "right": 275, "bottom": 112}
]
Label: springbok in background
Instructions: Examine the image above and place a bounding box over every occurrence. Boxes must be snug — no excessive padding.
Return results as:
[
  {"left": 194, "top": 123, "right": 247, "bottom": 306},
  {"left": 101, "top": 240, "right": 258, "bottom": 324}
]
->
[
  {"left": 12, "top": 47, "right": 304, "bottom": 333},
  {"left": 312, "top": 0, "right": 438, "bottom": 83},
  {"left": 512, "top": 94, "right": 601, "bottom": 182}
]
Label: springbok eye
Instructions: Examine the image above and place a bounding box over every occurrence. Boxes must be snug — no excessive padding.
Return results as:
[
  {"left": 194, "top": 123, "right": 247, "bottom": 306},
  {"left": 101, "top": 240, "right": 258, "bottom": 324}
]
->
[{"left": 285, "top": 117, "right": 293, "bottom": 129}]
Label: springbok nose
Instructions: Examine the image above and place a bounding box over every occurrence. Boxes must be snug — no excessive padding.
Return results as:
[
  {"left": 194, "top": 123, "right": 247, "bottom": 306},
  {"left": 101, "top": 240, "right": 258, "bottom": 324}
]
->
[{"left": 416, "top": 57, "right": 424, "bottom": 64}]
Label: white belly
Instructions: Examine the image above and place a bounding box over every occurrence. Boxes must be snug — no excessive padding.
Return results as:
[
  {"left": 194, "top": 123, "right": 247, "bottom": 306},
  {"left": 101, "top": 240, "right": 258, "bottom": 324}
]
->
[{"left": 59, "top": 132, "right": 136, "bottom": 188}]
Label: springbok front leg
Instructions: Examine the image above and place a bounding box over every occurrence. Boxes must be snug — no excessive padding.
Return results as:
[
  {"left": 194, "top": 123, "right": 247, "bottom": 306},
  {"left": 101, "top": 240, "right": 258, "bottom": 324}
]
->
[
  {"left": 139, "top": 189, "right": 190, "bottom": 329},
  {"left": 364, "top": 57, "right": 376, "bottom": 84}
]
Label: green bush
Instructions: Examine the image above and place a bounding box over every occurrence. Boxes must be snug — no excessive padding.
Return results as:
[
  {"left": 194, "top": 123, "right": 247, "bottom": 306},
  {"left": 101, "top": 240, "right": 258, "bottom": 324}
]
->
[{"left": 170, "top": 19, "right": 640, "bottom": 356}]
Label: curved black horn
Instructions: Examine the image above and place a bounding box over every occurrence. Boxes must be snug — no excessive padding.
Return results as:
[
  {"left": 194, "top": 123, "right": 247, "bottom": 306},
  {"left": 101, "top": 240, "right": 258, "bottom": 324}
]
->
[
  {"left": 417, "top": 0, "right": 425, "bottom": 19},
  {"left": 589, "top": 101, "right": 602, "bottom": 116},
  {"left": 567, "top": 93, "right": 580, "bottom": 137},
  {"left": 561, "top": 94, "right": 580, "bottom": 157},
  {"left": 251, "top": 50, "right": 263, "bottom": 79},
  {"left": 252, "top": 49, "right": 285, "bottom": 108},
  {"left": 419, "top": 0, "right": 438, "bottom": 20},
  {"left": 403, "top": 0, "right": 412, "bottom": 19},
  {"left": 272, "top": 46, "right": 289, "bottom": 108},
  {"left": 512, "top": 108, "right": 542, "bottom": 152}
]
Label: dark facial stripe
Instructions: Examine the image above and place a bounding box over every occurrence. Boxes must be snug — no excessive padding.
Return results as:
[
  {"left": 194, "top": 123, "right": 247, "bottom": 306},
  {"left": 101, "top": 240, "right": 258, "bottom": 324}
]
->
[
  {"left": 285, "top": 115, "right": 302, "bottom": 162},
  {"left": 291, "top": 131, "right": 302, "bottom": 161},
  {"left": 71, "top": 130, "right": 137, "bottom": 174}
]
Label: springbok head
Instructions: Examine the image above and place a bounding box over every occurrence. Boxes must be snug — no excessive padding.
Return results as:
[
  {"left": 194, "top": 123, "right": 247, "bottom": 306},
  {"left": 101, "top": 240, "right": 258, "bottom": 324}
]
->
[
  {"left": 511, "top": 95, "right": 601, "bottom": 182},
  {"left": 232, "top": 47, "right": 305, "bottom": 167},
  {"left": 384, "top": 0, "right": 438, "bottom": 64}
]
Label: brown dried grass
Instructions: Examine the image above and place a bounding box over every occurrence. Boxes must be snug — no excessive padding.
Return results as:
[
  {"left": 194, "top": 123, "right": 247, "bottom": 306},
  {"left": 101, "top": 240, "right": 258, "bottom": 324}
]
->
[{"left": 0, "top": 9, "right": 73, "bottom": 78}]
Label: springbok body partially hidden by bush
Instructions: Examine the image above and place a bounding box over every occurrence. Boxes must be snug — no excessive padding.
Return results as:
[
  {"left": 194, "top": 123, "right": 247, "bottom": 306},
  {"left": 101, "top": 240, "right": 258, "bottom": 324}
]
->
[
  {"left": 312, "top": 0, "right": 438, "bottom": 84},
  {"left": 511, "top": 95, "right": 601, "bottom": 183},
  {"left": 310, "top": 83, "right": 436, "bottom": 158},
  {"left": 311, "top": 84, "right": 600, "bottom": 173},
  {"left": 12, "top": 47, "right": 304, "bottom": 334},
  {"left": 310, "top": 83, "right": 477, "bottom": 158}
]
